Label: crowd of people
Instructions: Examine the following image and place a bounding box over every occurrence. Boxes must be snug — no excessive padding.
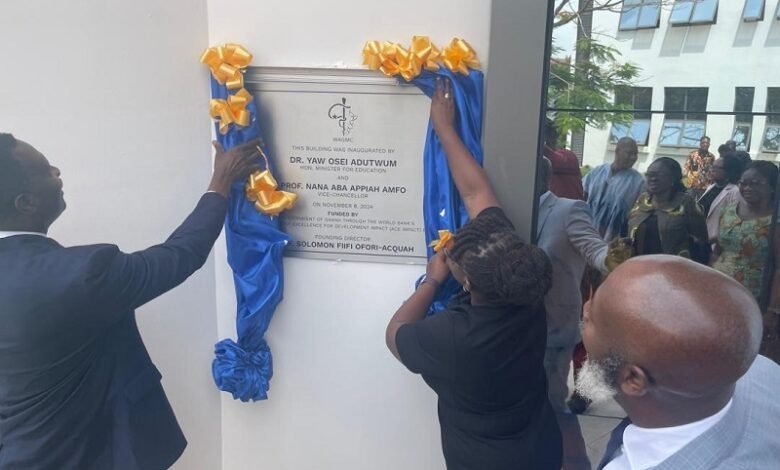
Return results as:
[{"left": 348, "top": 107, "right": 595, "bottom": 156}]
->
[
  {"left": 387, "top": 81, "right": 780, "bottom": 469},
  {"left": 2, "top": 77, "right": 780, "bottom": 469}
]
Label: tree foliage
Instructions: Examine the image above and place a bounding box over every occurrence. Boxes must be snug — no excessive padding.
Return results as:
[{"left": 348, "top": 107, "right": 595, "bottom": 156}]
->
[
  {"left": 548, "top": 0, "right": 665, "bottom": 138},
  {"left": 548, "top": 37, "right": 641, "bottom": 137}
]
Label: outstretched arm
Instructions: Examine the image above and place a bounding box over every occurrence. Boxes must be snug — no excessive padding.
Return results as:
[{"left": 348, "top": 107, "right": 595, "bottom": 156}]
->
[
  {"left": 85, "top": 140, "right": 262, "bottom": 314},
  {"left": 430, "top": 78, "right": 499, "bottom": 218}
]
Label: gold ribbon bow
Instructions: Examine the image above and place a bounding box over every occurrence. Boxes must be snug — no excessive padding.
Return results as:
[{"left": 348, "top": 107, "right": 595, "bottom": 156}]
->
[
  {"left": 429, "top": 230, "right": 454, "bottom": 253},
  {"left": 410, "top": 36, "right": 441, "bottom": 72},
  {"left": 209, "top": 88, "right": 253, "bottom": 135},
  {"left": 442, "top": 38, "right": 480, "bottom": 75},
  {"left": 200, "top": 43, "right": 253, "bottom": 90},
  {"left": 364, "top": 37, "right": 478, "bottom": 81},
  {"left": 362, "top": 41, "right": 403, "bottom": 77},
  {"left": 246, "top": 146, "right": 298, "bottom": 216}
]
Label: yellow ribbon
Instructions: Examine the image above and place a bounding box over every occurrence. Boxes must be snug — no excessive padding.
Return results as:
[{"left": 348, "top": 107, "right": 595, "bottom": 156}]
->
[
  {"left": 245, "top": 146, "right": 298, "bottom": 216},
  {"left": 363, "top": 37, "right": 478, "bottom": 80},
  {"left": 246, "top": 170, "right": 298, "bottom": 216},
  {"left": 410, "top": 36, "right": 441, "bottom": 72},
  {"left": 200, "top": 43, "right": 253, "bottom": 90},
  {"left": 441, "top": 38, "right": 480, "bottom": 75},
  {"left": 209, "top": 88, "right": 253, "bottom": 135},
  {"left": 429, "top": 230, "right": 454, "bottom": 253}
]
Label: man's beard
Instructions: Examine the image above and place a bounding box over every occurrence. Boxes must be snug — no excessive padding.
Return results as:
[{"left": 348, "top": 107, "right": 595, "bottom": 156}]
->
[{"left": 575, "top": 352, "right": 624, "bottom": 404}]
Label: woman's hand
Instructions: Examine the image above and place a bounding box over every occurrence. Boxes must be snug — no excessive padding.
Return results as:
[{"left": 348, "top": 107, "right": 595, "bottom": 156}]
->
[
  {"left": 430, "top": 77, "right": 456, "bottom": 136},
  {"left": 426, "top": 251, "right": 451, "bottom": 284}
]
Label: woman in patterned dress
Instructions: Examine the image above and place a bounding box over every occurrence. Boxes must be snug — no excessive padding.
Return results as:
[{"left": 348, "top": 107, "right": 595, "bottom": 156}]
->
[{"left": 712, "top": 161, "right": 780, "bottom": 361}]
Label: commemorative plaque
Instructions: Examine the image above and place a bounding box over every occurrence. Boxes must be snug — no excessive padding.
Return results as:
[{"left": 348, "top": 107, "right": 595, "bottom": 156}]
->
[{"left": 246, "top": 68, "right": 430, "bottom": 264}]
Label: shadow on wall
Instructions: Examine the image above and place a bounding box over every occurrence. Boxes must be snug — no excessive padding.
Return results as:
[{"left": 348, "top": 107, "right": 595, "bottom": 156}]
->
[
  {"left": 733, "top": 21, "right": 758, "bottom": 48},
  {"left": 659, "top": 25, "right": 711, "bottom": 57},
  {"left": 659, "top": 25, "right": 687, "bottom": 57},
  {"left": 682, "top": 25, "right": 710, "bottom": 54},
  {"left": 616, "top": 29, "right": 655, "bottom": 51},
  {"left": 766, "top": 18, "right": 780, "bottom": 47}
]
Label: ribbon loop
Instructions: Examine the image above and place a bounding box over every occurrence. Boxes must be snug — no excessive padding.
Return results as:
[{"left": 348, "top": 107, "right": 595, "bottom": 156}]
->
[
  {"left": 429, "top": 229, "right": 454, "bottom": 253},
  {"left": 410, "top": 36, "right": 441, "bottom": 72},
  {"left": 442, "top": 38, "right": 480, "bottom": 75},
  {"left": 246, "top": 169, "right": 298, "bottom": 216},
  {"left": 363, "top": 37, "right": 479, "bottom": 81},
  {"left": 201, "top": 43, "right": 253, "bottom": 90}
]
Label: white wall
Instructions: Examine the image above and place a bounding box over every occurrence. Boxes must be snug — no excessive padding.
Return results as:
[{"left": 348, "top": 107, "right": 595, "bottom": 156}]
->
[
  {"left": 582, "top": 1, "right": 780, "bottom": 171},
  {"left": 207, "top": 1, "right": 492, "bottom": 469},
  {"left": 0, "top": 1, "right": 221, "bottom": 469}
]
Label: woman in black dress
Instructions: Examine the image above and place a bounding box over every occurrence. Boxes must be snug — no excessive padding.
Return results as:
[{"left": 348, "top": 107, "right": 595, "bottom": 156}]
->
[{"left": 385, "top": 78, "right": 562, "bottom": 469}]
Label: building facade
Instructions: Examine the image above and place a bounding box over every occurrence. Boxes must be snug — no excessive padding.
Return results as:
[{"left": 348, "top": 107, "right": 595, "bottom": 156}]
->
[{"left": 581, "top": 0, "right": 780, "bottom": 171}]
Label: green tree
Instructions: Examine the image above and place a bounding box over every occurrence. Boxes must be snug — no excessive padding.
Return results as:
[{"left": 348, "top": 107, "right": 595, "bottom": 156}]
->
[
  {"left": 548, "top": 36, "right": 641, "bottom": 138},
  {"left": 549, "top": 0, "right": 672, "bottom": 138}
]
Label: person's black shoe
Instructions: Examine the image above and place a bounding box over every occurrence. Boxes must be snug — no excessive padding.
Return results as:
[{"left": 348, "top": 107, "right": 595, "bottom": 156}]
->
[{"left": 566, "top": 393, "right": 591, "bottom": 415}]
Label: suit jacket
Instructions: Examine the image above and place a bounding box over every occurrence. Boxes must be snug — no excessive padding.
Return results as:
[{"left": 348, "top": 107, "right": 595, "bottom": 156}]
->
[
  {"left": 536, "top": 193, "right": 608, "bottom": 348},
  {"left": 702, "top": 183, "right": 740, "bottom": 242},
  {"left": 0, "top": 193, "right": 228, "bottom": 470},
  {"left": 598, "top": 355, "right": 780, "bottom": 470},
  {"left": 628, "top": 192, "right": 708, "bottom": 258}
]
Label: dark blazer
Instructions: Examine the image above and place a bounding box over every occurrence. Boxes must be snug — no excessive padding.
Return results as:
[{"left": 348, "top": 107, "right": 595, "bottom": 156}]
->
[{"left": 0, "top": 193, "right": 227, "bottom": 470}]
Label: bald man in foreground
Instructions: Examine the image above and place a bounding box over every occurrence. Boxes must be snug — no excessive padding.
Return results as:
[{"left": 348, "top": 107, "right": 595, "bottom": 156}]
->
[{"left": 578, "top": 256, "right": 780, "bottom": 470}]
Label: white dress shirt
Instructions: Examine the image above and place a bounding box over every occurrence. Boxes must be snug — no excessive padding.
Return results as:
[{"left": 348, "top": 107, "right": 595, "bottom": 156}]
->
[
  {"left": 605, "top": 399, "right": 733, "bottom": 470},
  {"left": 0, "top": 231, "right": 47, "bottom": 239}
]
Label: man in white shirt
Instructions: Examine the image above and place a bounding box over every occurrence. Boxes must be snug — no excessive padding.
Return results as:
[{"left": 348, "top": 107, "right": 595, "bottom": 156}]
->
[{"left": 577, "top": 255, "right": 780, "bottom": 470}]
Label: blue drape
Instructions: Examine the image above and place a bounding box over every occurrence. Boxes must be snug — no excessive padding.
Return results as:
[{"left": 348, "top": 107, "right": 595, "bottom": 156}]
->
[
  {"left": 410, "top": 69, "right": 484, "bottom": 313},
  {"left": 209, "top": 77, "right": 291, "bottom": 402}
]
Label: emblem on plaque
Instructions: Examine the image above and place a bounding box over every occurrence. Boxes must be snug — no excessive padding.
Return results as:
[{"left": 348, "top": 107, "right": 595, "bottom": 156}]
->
[{"left": 328, "top": 97, "right": 358, "bottom": 137}]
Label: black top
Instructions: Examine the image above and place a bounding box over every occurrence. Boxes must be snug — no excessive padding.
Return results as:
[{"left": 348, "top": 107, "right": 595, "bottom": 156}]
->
[
  {"left": 396, "top": 208, "right": 562, "bottom": 470},
  {"left": 637, "top": 212, "right": 664, "bottom": 255},
  {"left": 0, "top": 193, "right": 227, "bottom": 470},
  {"left": 698, "top": 185, "right": 724, "bottom": 215}
]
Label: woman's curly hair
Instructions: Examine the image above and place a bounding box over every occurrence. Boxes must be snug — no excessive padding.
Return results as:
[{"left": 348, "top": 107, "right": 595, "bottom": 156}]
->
[{"left": 449, "top": 212, "right": 552, "bottom": 307}]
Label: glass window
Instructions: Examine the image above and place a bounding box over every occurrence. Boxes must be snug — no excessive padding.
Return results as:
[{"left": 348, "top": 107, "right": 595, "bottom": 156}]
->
[
  {"left": 611, "top": 86, "right": 653, "bottom": 145},
  {"left": 742, "top": 0, "right": 765, "bottom": 22},
  {"left": 762, "top": 88, "right": 780, "bottom": 152},
  {"left": 619, "top": 0, "right": 662, "bottom": 31},
  {"left": 734, "top": 87, "right": 755, "bottom": 151},
  {"left": 670, "top": 0, "right": 719, "bottom": 26},
  {"left": 661, "top": 87, "right": 708, "bottom": 147}
]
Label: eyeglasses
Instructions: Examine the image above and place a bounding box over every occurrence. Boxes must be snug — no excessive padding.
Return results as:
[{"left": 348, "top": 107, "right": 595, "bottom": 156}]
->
[
  {"left": 645, "top": 171, "right": 672, "bottom": 179},
  {"left": 738, "top": 179, "right": 768, "bottom": 188}
]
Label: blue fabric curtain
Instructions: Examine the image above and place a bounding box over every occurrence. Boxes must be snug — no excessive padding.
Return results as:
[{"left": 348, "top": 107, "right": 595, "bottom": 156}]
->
[
  {"left": 209, "top": 77, "right": 291, "bottom": 402},
  {"left": 410, "top": 68, "right": 484, "bottom": 313}
]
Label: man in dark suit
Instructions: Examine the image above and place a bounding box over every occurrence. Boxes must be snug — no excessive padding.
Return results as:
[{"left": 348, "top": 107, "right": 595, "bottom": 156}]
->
[
  {"left": 578, "top": 256, "right": 780, "bottom": 470},
  {"left": 0, "top": 133, "right": 260, "bottom": 469}
]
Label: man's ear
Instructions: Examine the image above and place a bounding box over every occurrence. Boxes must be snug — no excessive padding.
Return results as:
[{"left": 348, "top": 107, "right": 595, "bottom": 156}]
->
[
  {"left": 14, "top": 193, "right": 38, "bottom": 215},
  {"left": 619, "top": 364, "right": 651, "bottom": 398}
]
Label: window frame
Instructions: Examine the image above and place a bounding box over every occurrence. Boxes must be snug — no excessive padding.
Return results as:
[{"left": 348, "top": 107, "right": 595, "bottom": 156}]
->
[
  {"left": 669, "top": 0, "right": 720, "bottom": 27},
  {"left": 618, "top": 0, "right": 663, "bottom": 31},
  {"left": 733, "top": 87, "right": 756, "bottom": 152},
  {"left": 610, "top": 86, "right": 653, "bottom": 146},
  {"left": 761, "top": 87, "right": 780, "bottom": 153},
  {"left": 660, "top": 87, "right": 709, "bottom": 148},
  {"left": 742, "top": 0, "right": 766, "bottom": 22}
]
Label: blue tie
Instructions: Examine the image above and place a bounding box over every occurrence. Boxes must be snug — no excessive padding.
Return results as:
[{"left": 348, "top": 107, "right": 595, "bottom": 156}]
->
[{"left": 598, "top": 417, "right": 632, "bottom": 470}]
